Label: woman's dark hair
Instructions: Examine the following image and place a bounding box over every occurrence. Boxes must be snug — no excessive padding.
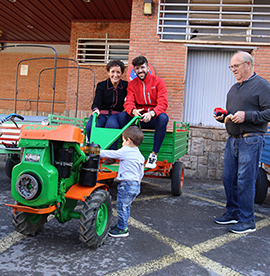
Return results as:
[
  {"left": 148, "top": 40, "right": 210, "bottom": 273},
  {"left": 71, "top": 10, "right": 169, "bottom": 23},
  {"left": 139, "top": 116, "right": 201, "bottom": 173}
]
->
[
  {"left": 132, "top": 56, "right": 148, "bottom": 67},
  {"left": 122, "top": 126, "right": 144, "bottom": 147},
  {"left": 106, "top": 59, "right": 125, "bottom": 74}
]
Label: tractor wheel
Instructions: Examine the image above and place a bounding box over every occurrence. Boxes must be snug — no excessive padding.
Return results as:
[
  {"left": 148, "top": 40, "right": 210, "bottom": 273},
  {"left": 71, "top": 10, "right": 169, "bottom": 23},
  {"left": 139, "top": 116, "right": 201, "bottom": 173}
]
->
[
  {"left": 255, "top": 167, "right": 269, "bottom": 204},
  {"left": 12, "top": 211, "right": 48, "bottom": 236},
  {"left": 5, "top": 155, "right": 20, "bottom": 178},
  {"left": 171, "top": 161, "right": 184, "bottom": 196},
  {"left": 105, "top": 178, "right": 114, "bottom": 186},
  {"left": 79, "top": 189, "right": 112, "bottom": 248}
]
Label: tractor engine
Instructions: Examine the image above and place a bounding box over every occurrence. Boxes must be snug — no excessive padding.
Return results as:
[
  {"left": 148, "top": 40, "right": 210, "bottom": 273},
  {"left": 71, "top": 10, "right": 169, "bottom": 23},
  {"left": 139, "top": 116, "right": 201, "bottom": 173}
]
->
[{"left": 11, "top": 124, "right": 85, "bottom": 207}]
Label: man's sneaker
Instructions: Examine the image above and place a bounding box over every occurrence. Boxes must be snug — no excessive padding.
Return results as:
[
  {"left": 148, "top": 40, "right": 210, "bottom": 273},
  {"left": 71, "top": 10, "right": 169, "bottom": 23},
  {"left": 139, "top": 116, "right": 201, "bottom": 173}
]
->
[
  {"left": 229, "top": 221, "right": 256, "bottom": 234},
  {"left": 215, "top": 213, "right": 238, "bottom": 225},
  {"left": 108, "top": 227, "right": 129, "bottom": 238},
  {"left": 145, "top": 153, "right": 157, "bottom": 169}
]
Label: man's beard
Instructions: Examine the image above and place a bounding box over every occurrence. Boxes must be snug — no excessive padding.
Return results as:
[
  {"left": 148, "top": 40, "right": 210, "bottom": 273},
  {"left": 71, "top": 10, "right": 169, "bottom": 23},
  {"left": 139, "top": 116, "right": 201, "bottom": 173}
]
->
[{"left": 137, "top": 72, "right": 148, "bottom": 80}]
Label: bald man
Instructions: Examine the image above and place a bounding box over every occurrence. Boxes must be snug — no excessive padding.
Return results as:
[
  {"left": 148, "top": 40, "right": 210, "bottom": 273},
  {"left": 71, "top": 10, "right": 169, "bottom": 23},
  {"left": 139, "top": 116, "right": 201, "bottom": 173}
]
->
[{"left": 214, "top": 51, "right": 270, "bottom": 234}]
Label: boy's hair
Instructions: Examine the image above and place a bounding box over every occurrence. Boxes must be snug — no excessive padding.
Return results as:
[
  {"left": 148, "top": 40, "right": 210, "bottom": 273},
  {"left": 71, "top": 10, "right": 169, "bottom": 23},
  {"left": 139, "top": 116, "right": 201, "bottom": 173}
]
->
[
  {"left": 132, "top": 56, "right": 148, "bottom": 67},
  {"left": 122, "top": 126, "right": 144, "bottom": 147},
  {"left": 106, "top": 59, "right": 125, "bottom": 74}
]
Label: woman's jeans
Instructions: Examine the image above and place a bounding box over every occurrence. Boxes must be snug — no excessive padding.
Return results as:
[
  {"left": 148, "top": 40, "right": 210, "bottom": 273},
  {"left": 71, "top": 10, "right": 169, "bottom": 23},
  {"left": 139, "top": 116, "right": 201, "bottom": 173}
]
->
[
  {"left": 85, "top": 114, "right": 120, "bottom": 150},
  {"left": 222, "top": 135, "right": 264, "bottom": 223},
  {"left": 116, "top": 180, "right": 140, "bottom": 230},
  {"left": 118, "top": 111, "right": 169, "bottom": 154}
]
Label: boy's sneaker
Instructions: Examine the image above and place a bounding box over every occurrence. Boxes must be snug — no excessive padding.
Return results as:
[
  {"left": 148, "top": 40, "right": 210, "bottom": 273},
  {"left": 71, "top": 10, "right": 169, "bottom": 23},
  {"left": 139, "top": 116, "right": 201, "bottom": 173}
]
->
[
  {"left": 229, "top": 221, "right": 256, "bottom": 234},
  {"left": 110, "top": 224, "right": 117, "bottom": 230},
  {"left": 145, "top": 153, "right": 157, "bottom": 169},
  {"left": 108, "top": 227, "right": 129, "bottom": 238},
  {"left": 215, "top": 213, "right": 238, "bottom": 225}
]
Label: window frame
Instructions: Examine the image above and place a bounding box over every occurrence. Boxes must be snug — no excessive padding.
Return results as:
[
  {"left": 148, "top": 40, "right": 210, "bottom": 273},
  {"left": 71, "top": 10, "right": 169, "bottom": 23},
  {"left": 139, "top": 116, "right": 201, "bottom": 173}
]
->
[
  {"left": 157, "top": 0, "right": 270, "bottom": 43},
  {"left": 76, "top": 35, "right": 129, "bottom": 65}
]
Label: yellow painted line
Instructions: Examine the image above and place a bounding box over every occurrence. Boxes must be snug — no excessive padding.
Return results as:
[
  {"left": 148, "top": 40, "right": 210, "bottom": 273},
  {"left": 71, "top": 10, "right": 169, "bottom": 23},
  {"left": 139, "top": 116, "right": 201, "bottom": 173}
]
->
[
  {"left": 191, "top": 186, "right": 224, "bottom": 192},
  {"left": 109, "top": 211, "right": 245, "bottom": 276},
  {"left": 0, "top": 231, "right": 25, "bottom": 253},
  {"left": 143, "top": 180, "right": 270, "bottom": 219},
  {"left": 193, "top": 218, "right": 270, "bottom": 254},
  {"left": 110, "top": 190, "right": 270, "bottom": 276},
  {"left": 183, "top": 192, "right": 226, "bottom": 207},
  {"left": 1, "top": 181, "right": 269, "bottom": 276},
  {"left": 112, "top": 194, "right": 171, "bottom": 205},
  {"left": 184, "top": 192, "right": 270, "bottom": 219},
  {"left": 0, "top": 214, "right": 55, "bottom": 253}
]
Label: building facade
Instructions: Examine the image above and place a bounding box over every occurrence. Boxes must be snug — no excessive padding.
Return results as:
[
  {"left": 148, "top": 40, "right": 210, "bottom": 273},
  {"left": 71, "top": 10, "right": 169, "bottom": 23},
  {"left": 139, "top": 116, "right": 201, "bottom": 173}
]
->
[{"left": 1, "top": 0, "right": 270, "bottom": 179}]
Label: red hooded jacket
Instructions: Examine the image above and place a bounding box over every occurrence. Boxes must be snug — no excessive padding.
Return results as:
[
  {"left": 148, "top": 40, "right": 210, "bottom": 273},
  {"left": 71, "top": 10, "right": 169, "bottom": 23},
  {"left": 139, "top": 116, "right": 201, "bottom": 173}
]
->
[{"left": 124, "top": 73, "right": 168, "bottom": 117}]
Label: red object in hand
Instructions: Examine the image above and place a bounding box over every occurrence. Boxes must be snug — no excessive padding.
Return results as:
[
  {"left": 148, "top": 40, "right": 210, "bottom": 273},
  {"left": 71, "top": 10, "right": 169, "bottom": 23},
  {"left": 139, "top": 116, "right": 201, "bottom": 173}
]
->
[{"left": 214, "top": 107, "right": 227, "bottom": 116}]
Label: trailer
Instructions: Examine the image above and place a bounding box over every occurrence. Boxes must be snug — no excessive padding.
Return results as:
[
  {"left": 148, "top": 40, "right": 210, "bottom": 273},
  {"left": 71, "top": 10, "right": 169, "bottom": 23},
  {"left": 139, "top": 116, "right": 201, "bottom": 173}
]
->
[
  {"left": 88, "top": 113, "right": 189, "bottom": 196},
  {"left": 255, "top": 126, "right": 270, "bottom": 203}
]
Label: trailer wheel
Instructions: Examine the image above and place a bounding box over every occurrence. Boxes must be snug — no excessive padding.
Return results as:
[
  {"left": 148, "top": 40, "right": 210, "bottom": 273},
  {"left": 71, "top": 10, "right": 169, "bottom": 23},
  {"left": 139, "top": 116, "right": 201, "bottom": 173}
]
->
[
  {"left": 171, "top": 161, "right": 184, "bottom": 196},
  {"left": 255, "top": 167, "right": 269, "bottom": 204},
  {"left": 79, "top": 189, "right": 112, "bottom": 248},
  {"left": 12, "top": 211, "right": 48, "bottom": 236}
]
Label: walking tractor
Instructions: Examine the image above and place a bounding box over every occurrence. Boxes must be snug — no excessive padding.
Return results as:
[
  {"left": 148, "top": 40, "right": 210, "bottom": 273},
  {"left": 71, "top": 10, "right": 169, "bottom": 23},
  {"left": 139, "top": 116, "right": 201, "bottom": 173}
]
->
[{"left": 6, "top": 113, "right": 189, "bottom": 248}]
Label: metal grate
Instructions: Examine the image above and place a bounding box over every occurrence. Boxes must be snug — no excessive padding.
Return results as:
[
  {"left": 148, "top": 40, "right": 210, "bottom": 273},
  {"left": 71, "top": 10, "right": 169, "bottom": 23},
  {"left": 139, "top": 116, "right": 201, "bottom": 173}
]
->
[
  {"left": 157, "top": 0, "right": 270, "bottom": 42},
  {"left": 76, "top": 35, "right": 129, "bottom": 64}
]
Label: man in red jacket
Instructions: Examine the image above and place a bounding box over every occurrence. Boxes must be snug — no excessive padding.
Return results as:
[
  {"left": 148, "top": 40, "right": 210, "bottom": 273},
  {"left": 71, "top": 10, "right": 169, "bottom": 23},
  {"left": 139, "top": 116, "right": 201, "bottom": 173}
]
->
[{"left": 118, "top": 56, "right": 169, "bottom": 168}]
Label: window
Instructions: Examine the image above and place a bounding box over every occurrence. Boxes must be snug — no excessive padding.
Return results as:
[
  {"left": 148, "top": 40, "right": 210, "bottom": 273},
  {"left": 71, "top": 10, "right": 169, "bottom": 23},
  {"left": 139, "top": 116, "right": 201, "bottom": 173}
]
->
[
  {"left": 157, "top": 0, "right": 270, "bottom": 43},
  {"left": 76, "top": 35, "right": 129, "bottom": 64}
]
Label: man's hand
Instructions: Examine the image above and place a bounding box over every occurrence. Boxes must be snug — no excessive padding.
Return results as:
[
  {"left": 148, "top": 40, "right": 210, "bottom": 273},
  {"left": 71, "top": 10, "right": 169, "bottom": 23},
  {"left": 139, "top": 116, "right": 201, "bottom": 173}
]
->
[
  {"left": 231, "top": 111, "right": 245, "bottom": 124},
  {"left": 132, "top": 108, "right": 144, "bottom": 117},
  {"left": 141, "top": 112, "right": 152, "bottom": 123},
  {"left": 213, "top": 113, "right": 224, "bottom": 122}
]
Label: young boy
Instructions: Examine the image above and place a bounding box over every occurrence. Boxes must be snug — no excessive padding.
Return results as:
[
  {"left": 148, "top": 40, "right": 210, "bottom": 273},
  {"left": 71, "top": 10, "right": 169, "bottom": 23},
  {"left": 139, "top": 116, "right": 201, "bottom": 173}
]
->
[{"left": 100, "top": 126, "right": 144, "bottom": 237}]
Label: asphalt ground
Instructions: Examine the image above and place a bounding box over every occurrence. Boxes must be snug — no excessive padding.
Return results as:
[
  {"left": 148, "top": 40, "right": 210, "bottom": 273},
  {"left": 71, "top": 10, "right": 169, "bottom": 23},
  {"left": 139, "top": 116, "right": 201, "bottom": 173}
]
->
[{"left": 0, "top": 163, "right": 270, "bottom": 276}]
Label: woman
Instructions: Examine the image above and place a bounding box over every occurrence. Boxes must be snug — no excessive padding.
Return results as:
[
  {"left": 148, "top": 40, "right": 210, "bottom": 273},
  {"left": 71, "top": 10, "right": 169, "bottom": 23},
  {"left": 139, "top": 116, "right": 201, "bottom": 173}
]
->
[{"left": 86, "top": 59, "right": 128, "bottom": 164}]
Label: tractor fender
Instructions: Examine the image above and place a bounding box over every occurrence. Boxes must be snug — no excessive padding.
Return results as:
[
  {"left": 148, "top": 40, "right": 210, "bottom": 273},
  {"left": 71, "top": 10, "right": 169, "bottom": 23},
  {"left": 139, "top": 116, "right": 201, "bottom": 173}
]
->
[{"left": 65, "top": 182, "right": 108, "bottom": 202}]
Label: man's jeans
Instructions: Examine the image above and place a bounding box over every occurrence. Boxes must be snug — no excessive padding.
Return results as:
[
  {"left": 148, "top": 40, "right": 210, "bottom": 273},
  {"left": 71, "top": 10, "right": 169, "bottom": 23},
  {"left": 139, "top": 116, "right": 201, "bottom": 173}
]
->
[
  {"left": 118, "top": 111, "right": 169, "bottom": 154},
  {"left": 116, "top": 180, "right": 140, "bottom": 230},
  {"left": 222, "top": 135, "right": 264, "bottom": 223}
]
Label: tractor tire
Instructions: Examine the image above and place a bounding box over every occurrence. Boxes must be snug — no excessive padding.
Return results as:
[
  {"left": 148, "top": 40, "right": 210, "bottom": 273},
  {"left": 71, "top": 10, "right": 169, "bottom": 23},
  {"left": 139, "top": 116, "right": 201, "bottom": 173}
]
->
[
  {"left": 79, "top": 189, "right": 112, "bottom": 248},
  {"left": 171, "top": 161, "right": 184, "bottom": 196},
  {"left": 105, "top": 178, "right": 114, "bottom": 186},
  {"left": 255, "top": 167, "right": 269, "bottom": 204},
  {"left": 12, "top": 211, "right": 48, "bottom": 236},
  {"left": 5, "top": 155, "right": 20, "bottom": 178}
]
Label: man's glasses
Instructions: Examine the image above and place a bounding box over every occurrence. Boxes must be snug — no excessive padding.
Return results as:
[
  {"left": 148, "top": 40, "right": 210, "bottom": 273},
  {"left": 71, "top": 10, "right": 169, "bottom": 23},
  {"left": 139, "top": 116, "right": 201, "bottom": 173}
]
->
[{"left": 228, "top": 61, "right": 247, "bottom": 71}]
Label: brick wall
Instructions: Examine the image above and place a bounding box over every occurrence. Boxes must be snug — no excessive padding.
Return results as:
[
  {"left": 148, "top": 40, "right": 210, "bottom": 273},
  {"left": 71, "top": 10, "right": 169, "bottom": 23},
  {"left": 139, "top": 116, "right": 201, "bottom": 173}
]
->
[
  {"left": 0, "top": 52, "right": 69, "bottom": 116},
  {"left": 66, "top": 21, "right": 130, "bottom": 118},
  {"left": 1, "top": 1, "right": 269, "bottom": 180},
  {"left": 128, "top": 0, "right": 270, "bottom": 180},
  {"left": 128, "top": 0, "right": 187, "bottom": 129}
]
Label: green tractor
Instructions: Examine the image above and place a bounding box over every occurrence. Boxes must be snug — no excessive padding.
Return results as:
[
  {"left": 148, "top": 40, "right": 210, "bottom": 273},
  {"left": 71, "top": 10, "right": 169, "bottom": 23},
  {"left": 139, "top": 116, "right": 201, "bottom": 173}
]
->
[{"left": 7, "top": 123, "right": 116, "bottom": 248}]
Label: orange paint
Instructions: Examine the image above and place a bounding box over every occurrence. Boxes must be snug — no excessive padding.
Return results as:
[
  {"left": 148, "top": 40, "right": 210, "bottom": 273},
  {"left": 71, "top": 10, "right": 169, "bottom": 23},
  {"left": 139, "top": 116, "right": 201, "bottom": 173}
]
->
[
  {"left": 65, "top": 182, "right": 109, "bottom": 201},
  {"left": 20, "top": 124, "right": 84, "bottom": 144}
]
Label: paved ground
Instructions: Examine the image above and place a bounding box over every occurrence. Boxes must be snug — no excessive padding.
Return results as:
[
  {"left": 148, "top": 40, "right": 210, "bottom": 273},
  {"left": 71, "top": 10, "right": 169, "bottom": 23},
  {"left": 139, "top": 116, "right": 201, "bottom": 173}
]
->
[{"left": 0, "top": 164, "right": 270, "bottom": 276}]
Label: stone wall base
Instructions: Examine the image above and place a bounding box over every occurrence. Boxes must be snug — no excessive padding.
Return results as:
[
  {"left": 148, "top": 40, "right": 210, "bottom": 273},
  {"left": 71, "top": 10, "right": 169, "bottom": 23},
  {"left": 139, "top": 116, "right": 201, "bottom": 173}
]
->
[{"left": 180, "top": 126, "right": 228, "bottom": 180}]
